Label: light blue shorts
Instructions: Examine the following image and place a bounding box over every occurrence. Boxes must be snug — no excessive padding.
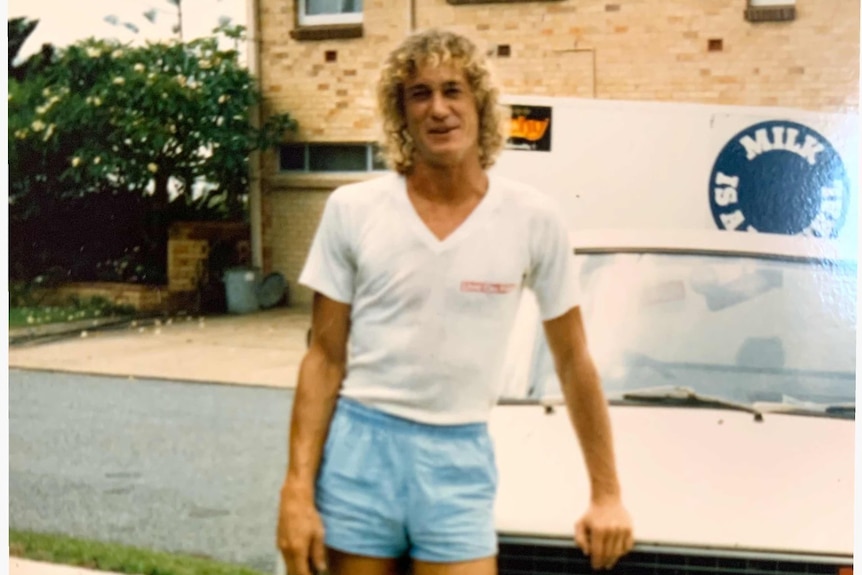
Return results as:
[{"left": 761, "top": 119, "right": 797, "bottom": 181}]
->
[{"left": 315, "top": 397, "right": 499, "bottom": 563}]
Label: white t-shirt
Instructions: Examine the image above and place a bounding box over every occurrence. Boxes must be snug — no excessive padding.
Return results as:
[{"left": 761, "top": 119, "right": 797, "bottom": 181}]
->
[{"left": 299, "top": 172, "right": 579, "bottom": 424}]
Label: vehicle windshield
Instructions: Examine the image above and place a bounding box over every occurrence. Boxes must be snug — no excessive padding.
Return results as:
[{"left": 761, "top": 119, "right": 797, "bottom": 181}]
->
[{"left": 500, "top": 251, "right": 857, "bottom": 410}]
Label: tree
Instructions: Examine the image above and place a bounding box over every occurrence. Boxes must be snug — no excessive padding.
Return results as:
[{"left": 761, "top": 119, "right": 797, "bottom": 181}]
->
[
  {"left": 8, "top": 17, "right": 54, "bottom": 81},
  {"left": 8, "top": 17, "right": 39, "bottom": 72},
  {"left": 8, "top": 23, "right": 296, "bottom": 283}
]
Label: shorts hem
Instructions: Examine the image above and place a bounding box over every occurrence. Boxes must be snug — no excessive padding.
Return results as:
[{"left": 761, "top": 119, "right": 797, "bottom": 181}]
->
[
  {"left": 324, "top": 539, "right": 405, "bottom": 560},
  {"left": 410, "top": 548, "right": 498, "bottom": 564}
]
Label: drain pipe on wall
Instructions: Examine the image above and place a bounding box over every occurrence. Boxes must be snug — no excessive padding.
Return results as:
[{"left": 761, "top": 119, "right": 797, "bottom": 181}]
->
[{"left": 247, "top": 0, "right": 264, "bottom": 270}]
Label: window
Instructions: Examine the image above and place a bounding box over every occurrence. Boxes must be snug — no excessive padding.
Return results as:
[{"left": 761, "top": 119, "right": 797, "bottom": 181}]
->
[
  {"left": 280, "top": 143, "right": 387, "bottom": 173},
  {"left": 745, "top": 0, "right": 796, "bottom": 22},
  {"left": 299, "top": 0, "right": 362, "bottom": 26},
  {"left": 447, "top": 0, "right": 564, "bottom": 4}
]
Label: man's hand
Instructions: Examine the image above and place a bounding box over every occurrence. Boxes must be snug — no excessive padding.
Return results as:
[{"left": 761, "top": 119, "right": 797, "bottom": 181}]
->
[
  {"left": 575, "top": 498, "right": 634, "bottom": 571},
  {"left": 276, "top": 482, "right": 328, "bottom": 575}
]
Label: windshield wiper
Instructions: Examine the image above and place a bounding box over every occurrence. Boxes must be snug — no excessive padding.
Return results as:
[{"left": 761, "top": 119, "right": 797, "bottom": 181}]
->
[
  {"left": 754, "top": 396, "right": 855, "bottom": 420},
  {"left": 619, "top": 385, "right": 764, "bottom": 422}
]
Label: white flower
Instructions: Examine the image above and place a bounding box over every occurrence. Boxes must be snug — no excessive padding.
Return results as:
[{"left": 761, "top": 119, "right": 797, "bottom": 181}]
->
[
  {"left": 200, "top": 59, "right": 212, "bottom": 69},
  {"left": 72, "top": 157, "right": 82, "bottom": 167},
  {"left": 134, "top": 63, "right": 146, "bottom": 73},
  {"left": 169, "top": 124, "right": 176, "bottom": 133},
  {"left": 43, "top": 124, "right": 55, "bottom": 141},
  {"left": 112, "top": 77, "right": 126, "bottom": 85},
  {"left": 94, "top": 97, "right": 102, "bottom": 106},
  {"left": 112, "top": 49, "right": 124, "bottom": 58},
  {"left": 147, "top": 163, "right": 158, "bottom": 173},
  {"left": 42, "top": 88, "right": 51, "bottom": 97},
  {"left": 176, "top": 75, "right": 187, "bottom": 87},
  {"left": 218, "top": 94, "right": 227, "bottom": 104},
  {"left": 94, "top": 156, "right": 101, "bottom": 165},
  {"left": 216, "top": 116, "right": 224, "bottom": 126},
  {"left": 86, "top": 47, "right": 101, "bottom": 58},
  {"left": 36, "top": 104, "right": 48, "bottom": 115},
  {"left": 15, "top": 129, "right": 28, "bottom": 139},
  {"left": 31, "top": 120, "right": 46, "bottom": 132}
]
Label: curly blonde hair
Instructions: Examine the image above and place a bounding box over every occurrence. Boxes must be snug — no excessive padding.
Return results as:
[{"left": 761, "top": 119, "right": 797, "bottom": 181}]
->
[{"left": 376, "top": 28, "right": 507, "bottom": 174}]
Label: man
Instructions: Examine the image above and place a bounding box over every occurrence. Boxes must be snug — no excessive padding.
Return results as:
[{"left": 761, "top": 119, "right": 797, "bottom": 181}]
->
[{"left": 277, "top": 28, "right": 634, "bottom": 575}]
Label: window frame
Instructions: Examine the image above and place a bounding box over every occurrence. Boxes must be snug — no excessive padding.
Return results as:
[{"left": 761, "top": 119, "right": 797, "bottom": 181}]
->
[
  {"left": 279, "top": 142, "right": 387, "bottom": 174},
  {"left": 298, "top": 0, "right": 363, "bottom": 27},
  {"left": 447, "top": 0, "right": 564, "bottom": 5},
  {"left": 745, "top": 0, "right": 796, "bottom": 22}
]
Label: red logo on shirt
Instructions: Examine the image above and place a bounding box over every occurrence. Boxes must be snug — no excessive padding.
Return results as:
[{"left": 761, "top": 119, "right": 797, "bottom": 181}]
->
[{"left": 461, "top": 281, "right": 517, "bottom": 294}]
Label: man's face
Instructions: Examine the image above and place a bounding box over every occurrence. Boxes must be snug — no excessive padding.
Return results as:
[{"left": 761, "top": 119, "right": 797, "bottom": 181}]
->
[{"left": 402, "top": 62, "right": 481, "bottom": 169}]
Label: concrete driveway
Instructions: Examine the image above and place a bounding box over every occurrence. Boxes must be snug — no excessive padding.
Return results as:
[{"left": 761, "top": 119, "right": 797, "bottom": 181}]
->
[{"left": 8, "top": 307, "right": 311, "bottom": 389}]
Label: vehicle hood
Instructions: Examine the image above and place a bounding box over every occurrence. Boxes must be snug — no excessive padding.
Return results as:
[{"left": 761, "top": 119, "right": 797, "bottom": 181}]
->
[{"left": 489, "top": 404, "right": 854, "bottom": 557}]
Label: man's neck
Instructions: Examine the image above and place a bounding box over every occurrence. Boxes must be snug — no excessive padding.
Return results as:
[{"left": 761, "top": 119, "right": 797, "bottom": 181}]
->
[{"left": 406, "top": 160, "right": 488, "bottom": 205}]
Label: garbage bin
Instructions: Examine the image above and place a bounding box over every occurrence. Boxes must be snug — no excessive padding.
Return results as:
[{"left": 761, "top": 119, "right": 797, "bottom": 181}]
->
[{"left": 223, "top": 267, "right": 261, "bottom": 314}]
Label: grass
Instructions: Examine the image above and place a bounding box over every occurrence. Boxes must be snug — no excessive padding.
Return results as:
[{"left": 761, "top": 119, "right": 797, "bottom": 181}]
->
[
  {"left": 8, "top": 298, "right": 136, "bottom": 329},
  {"left": 9, "top": 529, "right": 269, "bottom": 575}
]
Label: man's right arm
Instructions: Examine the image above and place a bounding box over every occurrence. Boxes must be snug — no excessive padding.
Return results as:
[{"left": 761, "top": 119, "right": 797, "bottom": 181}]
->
[{"left": 277, "top": 292, "right": 351, "bottom": 575}]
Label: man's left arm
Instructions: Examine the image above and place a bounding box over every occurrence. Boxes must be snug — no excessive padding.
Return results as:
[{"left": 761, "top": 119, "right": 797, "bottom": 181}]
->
[{"left": 543, "top": 305, "right": 635, "bottom": 571}]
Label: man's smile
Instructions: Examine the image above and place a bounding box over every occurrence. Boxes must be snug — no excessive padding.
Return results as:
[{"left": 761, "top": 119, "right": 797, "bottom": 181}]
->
[{"left": 428, "top": 125, "right": 458, "bottom": 135}]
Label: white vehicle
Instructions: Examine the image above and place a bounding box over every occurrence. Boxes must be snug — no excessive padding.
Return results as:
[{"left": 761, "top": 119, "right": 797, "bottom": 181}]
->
[
  {"left": 488, "top": 96, "right": 857, "bottom": 573},
  {"left": 492, "top": 230, "right": 855, "bottom": 574}
]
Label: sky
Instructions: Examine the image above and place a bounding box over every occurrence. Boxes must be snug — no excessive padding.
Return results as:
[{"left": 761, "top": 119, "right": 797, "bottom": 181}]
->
[{"left": 7, "top": 0, "right": 248, "bottom": 60}]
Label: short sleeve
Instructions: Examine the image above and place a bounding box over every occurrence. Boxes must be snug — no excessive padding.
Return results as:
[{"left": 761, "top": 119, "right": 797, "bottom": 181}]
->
[
  {"left": 525, "top": 204, "right": 580, "bottom": 321},
  {"left": 298, "top": 192, "right": 356, "bottom": 304}
]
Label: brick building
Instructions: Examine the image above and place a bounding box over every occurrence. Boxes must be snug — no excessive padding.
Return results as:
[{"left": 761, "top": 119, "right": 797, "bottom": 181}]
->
[{"left": 249, "top": 0, "right": 859, "bottom": 307}]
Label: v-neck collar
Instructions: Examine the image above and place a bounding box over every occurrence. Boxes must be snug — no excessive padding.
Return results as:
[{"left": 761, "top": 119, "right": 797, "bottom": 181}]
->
[{"left": 395, "top": 174, "right": 501, "bottom": 254}]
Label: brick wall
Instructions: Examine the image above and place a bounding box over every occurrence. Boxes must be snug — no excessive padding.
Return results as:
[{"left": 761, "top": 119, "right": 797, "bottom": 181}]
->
[
  {"left": 260, "top": 0, "right": 859, "bottom": 142},
  {"left": 257, "top": 0, "right": 860, "bottom": 307},
  {"left": 264, "top": 174, "right": 379, "bottom": 307},
  {"left": 35, "top": 283, "right": 173, "bottom": 313},
  {"left": 421, "top": 0, "right": 859, "bottom": 110},
  {"left": 259, "top": 0, "right": 408, "bottom": 142}
]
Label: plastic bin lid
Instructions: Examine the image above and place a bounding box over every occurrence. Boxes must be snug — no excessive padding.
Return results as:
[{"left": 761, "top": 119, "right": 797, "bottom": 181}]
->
[{"left": 257, "top": 272, "right": 286, "bottom": 309}]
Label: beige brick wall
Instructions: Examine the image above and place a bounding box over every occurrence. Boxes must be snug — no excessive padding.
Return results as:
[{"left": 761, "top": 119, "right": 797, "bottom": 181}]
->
[
  {"left": 260, "top": 0, "right": 859, "bottom": 142},
  {"left": 259, "top": 0, "right": 409, "bottom": 142},
  {"left": 257, "top": 0, "right": 860, "bottom": 307},
  {"left": 264, "top": 174, "right": 381, "bottom": 307},
  {"left": 167, "top": 240, "right": 210, "bottom": 292},
  {"left": 267, "top": 187, "right": 329, "bottom": 308}
]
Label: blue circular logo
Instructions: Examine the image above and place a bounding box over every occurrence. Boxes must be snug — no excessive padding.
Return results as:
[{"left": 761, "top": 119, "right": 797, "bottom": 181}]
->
[{"left": 709, "top": 120, "right": 850, "bottom": 237}]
